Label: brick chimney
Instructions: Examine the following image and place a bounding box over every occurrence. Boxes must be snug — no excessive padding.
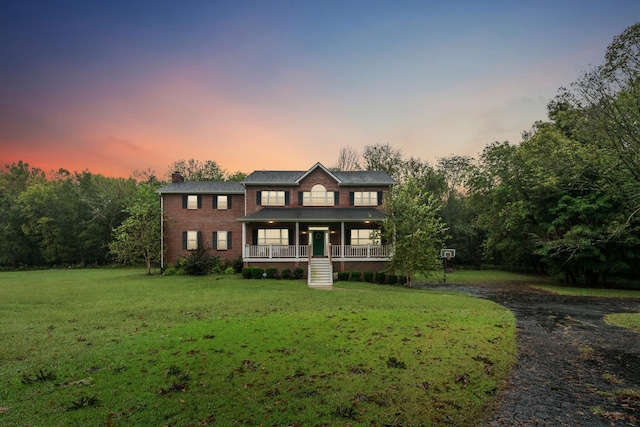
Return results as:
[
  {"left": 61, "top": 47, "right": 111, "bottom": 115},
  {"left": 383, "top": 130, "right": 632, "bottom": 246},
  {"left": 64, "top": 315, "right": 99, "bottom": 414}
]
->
[{"left": 171, "top": 171, "right": 184, "bottom": 183}]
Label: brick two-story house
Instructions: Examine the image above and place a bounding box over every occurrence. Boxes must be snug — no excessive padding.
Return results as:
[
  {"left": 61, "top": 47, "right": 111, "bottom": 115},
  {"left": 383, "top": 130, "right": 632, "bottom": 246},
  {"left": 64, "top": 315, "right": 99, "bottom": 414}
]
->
[{"left": 158, "top": 162, "right": 396, "bottom": 286}]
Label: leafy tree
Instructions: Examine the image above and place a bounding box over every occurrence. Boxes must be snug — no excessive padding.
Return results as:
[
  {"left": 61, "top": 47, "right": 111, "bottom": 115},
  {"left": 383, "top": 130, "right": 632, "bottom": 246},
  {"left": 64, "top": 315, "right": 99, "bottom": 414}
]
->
[
  {"left": 0, "top": 162, "right": 46, "bottom": 266},
  {"left": 381, "top": 178, "right": 448, "bottom": 286},
  {"left": 362, "top": 143, "right": 405, "bottom": 181},
  {"left": 565, "top": 23, "right": 640, "bottom": 196},
  {"left": 16, "top": 178, "right": 82, "bottom": 265},
  {"left": 226, "top": 171, "right": 248, "bottom": 182},
  {"left": 437, "top": 155, "right": 478, "bottom": 266},
  {"left": 109, "top": 184, "right": 161, "bottom": 274},
  {"left": 72, "top": 171, "right": 138, "bottom": 264}
]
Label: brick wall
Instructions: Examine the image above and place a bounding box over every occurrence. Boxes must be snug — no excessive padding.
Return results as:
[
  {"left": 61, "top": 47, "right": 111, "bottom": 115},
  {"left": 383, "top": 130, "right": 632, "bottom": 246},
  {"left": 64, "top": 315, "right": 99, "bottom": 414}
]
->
[
  {"left": 244, "top": 168, "right": 389, "bottom": 212},
  {"left": 162, "top": 193, "right": 244, "bottom": 266}
]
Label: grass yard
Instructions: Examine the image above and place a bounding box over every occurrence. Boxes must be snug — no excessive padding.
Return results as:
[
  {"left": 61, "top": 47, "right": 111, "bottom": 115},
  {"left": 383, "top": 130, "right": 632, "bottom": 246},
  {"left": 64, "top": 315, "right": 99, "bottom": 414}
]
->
[
  {"left": 0, "top": 269, "right": 516, "bottom": 426},
  {"left": 604, "top": 313, "right": 640, "bottom": 333},
  {"left": 533, "top": 284, "right": 640, "bottom": 299}
]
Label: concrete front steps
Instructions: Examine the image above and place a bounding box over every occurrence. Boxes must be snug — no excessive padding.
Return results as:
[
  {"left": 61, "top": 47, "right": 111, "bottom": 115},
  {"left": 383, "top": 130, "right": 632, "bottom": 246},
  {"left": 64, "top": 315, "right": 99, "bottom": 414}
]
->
[{"left": 308, "top": 258, "right": 333, "bottom": 288}]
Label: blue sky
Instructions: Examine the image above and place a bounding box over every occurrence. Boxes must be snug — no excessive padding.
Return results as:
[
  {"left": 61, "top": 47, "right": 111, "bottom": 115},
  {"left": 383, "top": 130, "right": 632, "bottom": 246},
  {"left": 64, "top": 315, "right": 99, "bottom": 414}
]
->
[{"left": 1, "top": 1, "right": 638, "bottom": 177}]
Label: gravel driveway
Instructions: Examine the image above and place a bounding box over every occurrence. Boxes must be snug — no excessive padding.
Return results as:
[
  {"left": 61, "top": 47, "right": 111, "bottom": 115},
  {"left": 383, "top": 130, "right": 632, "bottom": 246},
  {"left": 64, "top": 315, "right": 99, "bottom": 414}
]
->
[{"left": 418, "top": 281, "right": 640, "bottom": 426}]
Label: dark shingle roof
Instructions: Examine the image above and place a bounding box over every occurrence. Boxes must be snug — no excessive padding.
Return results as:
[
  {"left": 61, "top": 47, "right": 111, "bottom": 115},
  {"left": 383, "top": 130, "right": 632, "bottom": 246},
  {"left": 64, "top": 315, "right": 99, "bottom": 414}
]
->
[
  {"left": 242, "top": 170, "right": 304, "bottom": 185},
  {"left": 157, "top": 181, "right": 245, "bottom": 194},
  {"left": 332, "top": 170, "right": 397, "bottom": 185},
  {"left": 242, "top": 163, "right": 396, "bottom": 186},
  {"left": 238, "top": 208, "right": 385, "bottom": 222}
]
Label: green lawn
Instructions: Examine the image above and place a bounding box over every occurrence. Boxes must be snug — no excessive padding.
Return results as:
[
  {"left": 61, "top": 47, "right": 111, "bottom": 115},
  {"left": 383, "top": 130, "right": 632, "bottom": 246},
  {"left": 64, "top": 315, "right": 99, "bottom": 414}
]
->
[
  {"left": 604, "top": 313, "right": 640, "bottom": 333},
  {"left": 0, "top": 269, "right": 516, "bottom": 426},
  {"left": 533, "top": 284, "right": 640, "bottom": 299}
]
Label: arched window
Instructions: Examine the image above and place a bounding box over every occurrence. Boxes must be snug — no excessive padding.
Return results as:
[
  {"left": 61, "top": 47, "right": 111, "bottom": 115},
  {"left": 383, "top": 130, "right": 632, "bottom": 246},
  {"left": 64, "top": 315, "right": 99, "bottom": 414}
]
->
[{"left": 303, "top": 184, "right": 335, "bottom": 206}]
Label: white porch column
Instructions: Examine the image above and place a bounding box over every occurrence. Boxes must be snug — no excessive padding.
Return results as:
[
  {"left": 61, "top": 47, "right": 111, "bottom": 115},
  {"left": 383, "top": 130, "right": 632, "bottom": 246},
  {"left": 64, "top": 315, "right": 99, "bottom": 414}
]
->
[
  {"left": 242, "top": 222, "right": 246, "bottom": 259},
  {"left": 295, "top": 222, "right": 300, "bottom": 258},
  {"left": 341, "top": 221, "right": 345, "bottom": 259}
]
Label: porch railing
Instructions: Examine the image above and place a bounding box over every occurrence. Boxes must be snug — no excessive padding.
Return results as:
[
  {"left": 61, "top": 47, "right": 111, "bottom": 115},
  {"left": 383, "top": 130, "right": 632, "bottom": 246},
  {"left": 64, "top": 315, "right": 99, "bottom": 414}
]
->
[{"left": 245, "top": 244, "right": 390, "bottom": 259}]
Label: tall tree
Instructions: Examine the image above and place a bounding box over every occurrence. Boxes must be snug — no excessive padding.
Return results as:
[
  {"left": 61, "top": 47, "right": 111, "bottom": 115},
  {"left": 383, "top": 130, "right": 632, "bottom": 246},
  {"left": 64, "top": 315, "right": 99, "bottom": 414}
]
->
[
  {"left": 362, "top": 143, "right": 404, "bottom": 181},
  {"left": 381, "top": 177, "right": 448, "bottom": 286},
  {"left": 332, "top": 145, "right": 362, "bottom": 171},
  {"left": 167, "top": 159, "right": 226, "bottom": 181},
  {"left": 437, "top": 155, "right": 478, "bottom": 266},
  {"left": 109, "top": 184, "right": 162, "bottom": 275},
  {"left": 0, "top": 162, "right": 46, "bottom": 266}
]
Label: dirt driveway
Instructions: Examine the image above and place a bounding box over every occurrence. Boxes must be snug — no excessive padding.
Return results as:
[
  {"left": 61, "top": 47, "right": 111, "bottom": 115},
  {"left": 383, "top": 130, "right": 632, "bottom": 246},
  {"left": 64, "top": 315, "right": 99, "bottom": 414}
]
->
[{"left": 419, "top": 282, "right": 640, "bottom": 426}]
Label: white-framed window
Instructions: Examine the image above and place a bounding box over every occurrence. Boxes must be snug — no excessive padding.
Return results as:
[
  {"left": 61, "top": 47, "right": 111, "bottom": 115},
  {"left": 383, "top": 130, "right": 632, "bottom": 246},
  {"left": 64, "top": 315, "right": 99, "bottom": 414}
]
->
[
  {"left": 350, "top": 229, "right": 379, "bottom": 246},
  {"left": 217, "top": 195, "right": 228, "bottom": 210},
  {"left": 187, "top": 195, "right": 199, "bottom": 209},
  {"left": 261, "top": 191, "right": 286, "bottom": 206},
  {"left": 353, "top": 191, "right": 378, "bottom": 206},
  {"left": 258, "top": 229, "right": 289, "bottom": 246},
  {"left": 303, "top": 184, "right": 335, "bottom": 206},
  {"left": 186, "top": 231, "right": 198, "bottom": 250},
  {"left": 216, "top": 231, "right": 228, "bottom": 250}
]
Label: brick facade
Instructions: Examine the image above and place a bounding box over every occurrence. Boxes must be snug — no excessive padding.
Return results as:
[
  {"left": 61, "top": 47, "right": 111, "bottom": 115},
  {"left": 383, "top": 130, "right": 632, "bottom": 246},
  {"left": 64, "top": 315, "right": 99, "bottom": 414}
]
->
[
  {"left": 162, "top": 193, "right": 244, "bottom": 266},
  {"left": 158, "top": 163, "right": 396, "bottom": 273}
]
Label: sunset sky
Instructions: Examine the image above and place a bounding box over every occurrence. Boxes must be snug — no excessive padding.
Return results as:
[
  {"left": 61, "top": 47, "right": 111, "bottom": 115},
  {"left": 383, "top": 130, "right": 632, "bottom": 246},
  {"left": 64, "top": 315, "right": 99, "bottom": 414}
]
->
[{"left": 2, "top": 1, "right": 639, "bottom": 178}]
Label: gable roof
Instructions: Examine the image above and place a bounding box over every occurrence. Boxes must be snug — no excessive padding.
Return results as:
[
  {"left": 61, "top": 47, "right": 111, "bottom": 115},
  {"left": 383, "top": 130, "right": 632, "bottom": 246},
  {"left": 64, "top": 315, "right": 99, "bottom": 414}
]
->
[
  {"left": 157, "top": 181, "right": 245, "bottom": 194},
  {"left": 242, "top": 162, "right": 396, "bottom": 186}
]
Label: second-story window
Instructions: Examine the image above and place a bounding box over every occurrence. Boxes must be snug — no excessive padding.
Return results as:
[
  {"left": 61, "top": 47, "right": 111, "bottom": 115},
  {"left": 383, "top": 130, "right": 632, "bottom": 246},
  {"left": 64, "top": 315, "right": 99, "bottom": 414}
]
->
[
  {"left": 259, "top": 190, "right": 286, "bottom": 206},
  {"left": 303, "top": 184, "right": 335, "bottom": 206},
  {"left": 216, "top": 195, "right": 228, "bottom": 210},
  {"left": 184, "top": 195, "right": 201, "bottom": 209},
  {"left": 351, "top": 191, "right": 379, "bottom": 206}
]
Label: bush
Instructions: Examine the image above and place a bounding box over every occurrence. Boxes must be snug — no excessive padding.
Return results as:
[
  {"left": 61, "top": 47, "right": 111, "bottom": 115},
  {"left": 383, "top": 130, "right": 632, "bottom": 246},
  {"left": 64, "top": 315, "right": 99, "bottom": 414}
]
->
[
  {"left": 293, "top": 267, "right": 304, "bottom": 279},
  {"left": 184, "top": 246, "right": 216, "bottom": 276},
  {"left": 162, "top": 260, "right": 186, "bottom": 276},
  {"left": 375, "top": 271, "right": 386, "bottom": 284},
  {"left": 350, "top": 271, "right": 361, "bottom": 282},
  {"left": 387, "top": 274, "right": 398, "bottom": 285},
  {"left": 232, "top": 256, "right": 244, "bottom": 273},
  {"left": 281, "top": 269, "right": 293, "bottom": 280},
  {"left": 241, "top": 267, "right": 253, "bottom": 279},
  {"left": 337, "top": 271, "right": 350, "bottom": 281},
  {"left": 251, "top": 268, "right": 265, "bottom": 280},
  {"left": 265, "top": 268, "right": 279, "bottom": 279},
  {"left": 363, "top": 271, "right": 374, "bottom": 283}
]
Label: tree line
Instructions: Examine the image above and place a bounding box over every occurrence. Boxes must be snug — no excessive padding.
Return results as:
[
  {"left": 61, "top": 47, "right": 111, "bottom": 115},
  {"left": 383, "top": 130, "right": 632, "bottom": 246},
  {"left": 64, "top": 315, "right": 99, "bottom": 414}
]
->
[{"left": 2, "top": 23, "right": 639, "bottom": 286}]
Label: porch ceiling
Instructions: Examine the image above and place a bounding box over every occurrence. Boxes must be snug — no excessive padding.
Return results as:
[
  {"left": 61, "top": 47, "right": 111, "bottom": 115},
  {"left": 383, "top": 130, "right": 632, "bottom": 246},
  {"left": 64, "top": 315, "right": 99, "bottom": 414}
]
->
[{"left": 237, "top": 208, "right": 384, "bottom": 222}]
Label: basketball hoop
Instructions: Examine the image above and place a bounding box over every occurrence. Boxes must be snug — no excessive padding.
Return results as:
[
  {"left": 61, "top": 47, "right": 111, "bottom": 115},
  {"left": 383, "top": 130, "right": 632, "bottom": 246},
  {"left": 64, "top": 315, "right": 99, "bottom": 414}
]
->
[
  {"left": 440, "top": 248, "right": 456, "bottom": 259},
  {"left": 440, "top": 249, "right": 455, "bottom": 283}
]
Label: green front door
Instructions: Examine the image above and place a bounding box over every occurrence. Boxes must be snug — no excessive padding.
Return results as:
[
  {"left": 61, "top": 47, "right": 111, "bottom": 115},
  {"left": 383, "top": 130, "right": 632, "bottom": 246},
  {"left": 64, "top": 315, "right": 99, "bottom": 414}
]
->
[{"left": 312, "top": 231, "right": 325, "bottom": 256}]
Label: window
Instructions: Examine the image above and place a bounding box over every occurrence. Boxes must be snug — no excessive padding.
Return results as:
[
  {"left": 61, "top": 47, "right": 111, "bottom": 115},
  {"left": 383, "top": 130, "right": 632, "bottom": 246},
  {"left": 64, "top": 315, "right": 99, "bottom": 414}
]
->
[
  {"left": 302, "top": 184, "right": 335, "bottom": 206},
  {"left": 186, "top": 231, "right": 198, "bottom": 250},
  {"left": 184, "top": 195, "right": 201, "bottom": 209},
  {"left": 215, "top": 195, "right": 228, "bottom": 210},
  {"left": 352, "top": 191, "right": 378, "bottom": 206},
  {"left": 257, "top": 229, "right": 289, "bottom": 246},
  {"left": 214, "top": 231, "right": 230, "bottom": 250},
  {"left": 260, "top": 191, "right": 286, "bottom": 206},
  {"left": 350, "top": 229, "right": 379, "bottom": 246}
]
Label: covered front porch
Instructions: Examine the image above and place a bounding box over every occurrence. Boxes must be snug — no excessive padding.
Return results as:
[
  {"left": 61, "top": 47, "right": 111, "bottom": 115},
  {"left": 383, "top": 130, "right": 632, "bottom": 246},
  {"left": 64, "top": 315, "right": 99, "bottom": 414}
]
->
[{"left": 238, "top": 208, "right": 391, "bottom": 263}]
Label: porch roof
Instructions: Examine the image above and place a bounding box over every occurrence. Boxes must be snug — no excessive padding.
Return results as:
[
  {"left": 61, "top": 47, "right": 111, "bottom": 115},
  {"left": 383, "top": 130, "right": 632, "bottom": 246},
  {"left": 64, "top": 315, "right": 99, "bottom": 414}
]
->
[{"left": 237, "top": 208, "right": 384, "bottom": 222}]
